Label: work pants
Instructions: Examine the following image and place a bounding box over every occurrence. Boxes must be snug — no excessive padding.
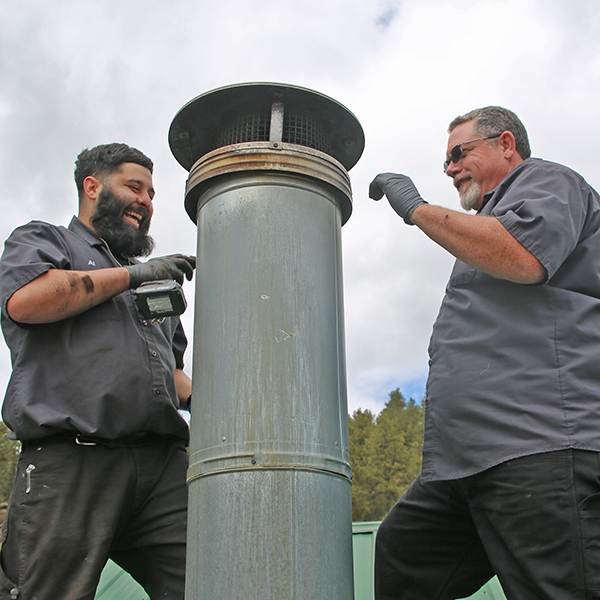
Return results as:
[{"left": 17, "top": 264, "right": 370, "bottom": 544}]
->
[
  {"left": 0, "top": 434, "right": 188, "bottom": 600},
  {"left": 375, "top": 449, "right": 600, "bottom": 600}
]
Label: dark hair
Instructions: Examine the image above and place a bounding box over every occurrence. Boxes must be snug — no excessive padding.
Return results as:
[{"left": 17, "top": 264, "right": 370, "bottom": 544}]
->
[
  {"left": 448, "top": 106, "right": 531, "bottom": 159},
  {"left": 74, "top": 143, "right": 153, "bottom": 196}
]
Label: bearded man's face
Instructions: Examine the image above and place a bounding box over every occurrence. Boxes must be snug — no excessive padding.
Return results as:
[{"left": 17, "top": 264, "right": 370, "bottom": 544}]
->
[{"left": 90, "top": 184, "right": 155, "bottom": 259}]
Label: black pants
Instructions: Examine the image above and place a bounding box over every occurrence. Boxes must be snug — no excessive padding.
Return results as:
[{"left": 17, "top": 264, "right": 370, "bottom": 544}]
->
[
  {"left": 0, "top": 435, "right": 188, "bottom": 600},
  {"left": 375, "top": 449, "right": 600, "bottom": 600}
]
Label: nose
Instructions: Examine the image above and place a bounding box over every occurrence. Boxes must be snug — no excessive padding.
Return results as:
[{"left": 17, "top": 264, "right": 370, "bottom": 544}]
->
[
  {"left": 445, "top": 160, "right": 460, "bottom": 178},
  {"left": 136, "top": 189, "right": 154, "bottom": 209}
]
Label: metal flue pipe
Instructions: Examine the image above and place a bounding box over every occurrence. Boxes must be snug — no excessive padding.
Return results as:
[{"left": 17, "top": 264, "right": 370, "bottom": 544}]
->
[{"left": 169, "top": 83, "right": 364, "bottom": 600}]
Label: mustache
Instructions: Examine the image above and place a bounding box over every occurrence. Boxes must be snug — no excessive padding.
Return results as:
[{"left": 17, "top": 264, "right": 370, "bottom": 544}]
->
[{"left": 453, "top": 174, "right": 473, "bottom": 190}]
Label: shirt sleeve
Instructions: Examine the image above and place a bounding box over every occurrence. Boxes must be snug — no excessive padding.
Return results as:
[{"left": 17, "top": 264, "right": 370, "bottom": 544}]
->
[
  {"left": 0, "top": 221, "right": 72, "bottom": 319},
  {"left": 492, "top": 161, "right": 590, "bottom": 280}
]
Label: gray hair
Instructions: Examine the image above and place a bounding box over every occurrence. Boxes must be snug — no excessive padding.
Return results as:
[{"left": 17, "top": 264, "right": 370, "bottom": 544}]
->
[{"left": 448, "top": 106, "right": 531, "bottom": 159}]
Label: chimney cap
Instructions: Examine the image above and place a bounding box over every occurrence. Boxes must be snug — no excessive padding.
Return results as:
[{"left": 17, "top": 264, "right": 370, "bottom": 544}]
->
[{"left": 169, "top": 82, "right": 365, "bottom": 172}]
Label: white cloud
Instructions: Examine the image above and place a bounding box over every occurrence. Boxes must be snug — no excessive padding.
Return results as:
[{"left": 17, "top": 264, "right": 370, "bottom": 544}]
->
[{"left": 1, "top": 0, "right": 600, "bottom": 416}]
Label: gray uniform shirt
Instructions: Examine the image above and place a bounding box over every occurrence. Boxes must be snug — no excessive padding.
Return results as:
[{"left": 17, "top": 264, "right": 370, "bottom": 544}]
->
[
  {"left": 422, "top": 158, "right": 600, "bottom": 481},
  {"left": 0, "top": 217, "right": 189, "bottom": 441}
]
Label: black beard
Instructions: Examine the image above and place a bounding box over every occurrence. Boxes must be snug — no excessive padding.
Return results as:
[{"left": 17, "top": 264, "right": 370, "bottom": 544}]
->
[{"left": 90, "top": 186, "right": 155, "bottom": 259}]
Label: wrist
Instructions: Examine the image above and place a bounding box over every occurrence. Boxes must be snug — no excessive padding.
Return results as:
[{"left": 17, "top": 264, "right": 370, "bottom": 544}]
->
[
  {"left": 405, "top": 200, "right": 428, "bottom": 225},
  {"left": 125, "top": 265, "right": 139, "bottom": 289}
]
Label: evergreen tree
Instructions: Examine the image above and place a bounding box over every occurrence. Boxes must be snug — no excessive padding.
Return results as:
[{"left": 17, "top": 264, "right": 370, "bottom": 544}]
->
[
  {"left": 348, "top": 408, "right": 376, "bottom": 522},
  {"left": 0, "top": 422, "right": 20, "bottom": 502},
  {"left": 349, "top": 389, "right": 424, "bottom": 522}
]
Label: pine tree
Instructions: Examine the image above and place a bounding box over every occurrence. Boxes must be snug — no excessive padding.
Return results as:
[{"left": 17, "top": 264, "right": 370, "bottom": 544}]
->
[
  {"left": 349, "top": 389, "right": 424, "bottom": 522},
  {"left": 0, "top": 422, "right": 20, "bottom": 502},
  {"left": 348, "top": 408, "right": 376, "bottom": 522}
]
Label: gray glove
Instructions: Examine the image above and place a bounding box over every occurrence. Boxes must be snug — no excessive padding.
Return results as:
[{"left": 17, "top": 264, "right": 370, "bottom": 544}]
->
[
  {"left": 126, "top": 254, "right": 197, "bottom": 289},
  {"left": 369, "top": 173, "right": 428, "bottom": 225}
]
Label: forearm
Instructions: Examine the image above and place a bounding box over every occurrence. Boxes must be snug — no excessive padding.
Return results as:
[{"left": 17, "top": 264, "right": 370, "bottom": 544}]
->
[
  {"left": 6, "top": 267, "right": 131, "bottom": 324},
  {"left": 174, "top": 369, "right": 192, "bottom": 411},
  {"left": 410, "top": 204, "right": 547, "bottom": 284}
]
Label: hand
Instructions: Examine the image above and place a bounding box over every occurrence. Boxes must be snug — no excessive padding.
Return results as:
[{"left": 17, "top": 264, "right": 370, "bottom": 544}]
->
[
  {"left": 126, "top": 254, "right": 197, "bottom": 289},
  {"left": 369, "top": 173, "right": 428, "bottom": 225}
]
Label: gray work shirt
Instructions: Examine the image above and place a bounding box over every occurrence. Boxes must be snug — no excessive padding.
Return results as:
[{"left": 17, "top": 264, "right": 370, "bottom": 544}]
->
[
  {"left": 0, "top": 216, "right": 189, "bottom": 441},
  {"left": 422, "top": 158, "right": 600, "bottom": 481}
]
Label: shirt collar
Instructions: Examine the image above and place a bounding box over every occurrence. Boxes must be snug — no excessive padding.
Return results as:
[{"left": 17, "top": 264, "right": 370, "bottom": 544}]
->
[
  {"left": 478, "top": 157, "right": 533, "bottom": 212},
  {"left": 68, "top": 216, "right": 104, "bottom": 247}
]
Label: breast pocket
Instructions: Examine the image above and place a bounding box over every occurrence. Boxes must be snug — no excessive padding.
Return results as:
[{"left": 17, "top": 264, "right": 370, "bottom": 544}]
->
[{"left": 447, "top": 261, "right": 477, "bottom": 286}]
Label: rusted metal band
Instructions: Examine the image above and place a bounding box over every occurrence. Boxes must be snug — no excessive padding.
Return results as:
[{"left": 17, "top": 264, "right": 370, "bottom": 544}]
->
[{"left": 183, "top": 141, "right": 353, "bottom": 224}]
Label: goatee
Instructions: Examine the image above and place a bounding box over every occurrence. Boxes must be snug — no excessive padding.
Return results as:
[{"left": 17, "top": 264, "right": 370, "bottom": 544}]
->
[
  {"left": 459, "top": 178, "right": 482, "bottom": 212},
  {"left": 90, "top": 186, "right": 155, "bottom": 259}
]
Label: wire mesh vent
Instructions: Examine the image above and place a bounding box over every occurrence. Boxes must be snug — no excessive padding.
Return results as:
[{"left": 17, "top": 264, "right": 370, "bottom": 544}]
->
[
  {"left": 214, "top": 107, "right": 331, "bottom": 155},
  {"left": 216, "top": 110, "right": 271, "bottom": 147},
  {"left": 283, "top": 109, "right": 331, "bottom": 155}
]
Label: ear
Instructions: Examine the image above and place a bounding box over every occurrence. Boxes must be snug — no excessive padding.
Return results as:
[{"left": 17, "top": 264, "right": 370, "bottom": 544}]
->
[
  {"left": 82, "top": 175, "right": 102, "bottom": 201},
  {"left": 78, "top": 176, "right": 103, "bottom": 229},
  {"left": 499, "top": 131, "right": 517, "bottom": 160}
]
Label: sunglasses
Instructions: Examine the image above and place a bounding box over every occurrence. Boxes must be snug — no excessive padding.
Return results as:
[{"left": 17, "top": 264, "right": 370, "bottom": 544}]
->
[{"left": 443, "top": 133, "right": 501, "bottom": 173}]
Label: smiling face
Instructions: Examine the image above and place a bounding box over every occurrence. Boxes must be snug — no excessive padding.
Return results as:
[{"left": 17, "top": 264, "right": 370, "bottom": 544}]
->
[
  {"left": 445, "top": 120, "right": 517, "bottom": 211},
  {"left": 88, "top": 162, "right": 156, "bottom": 258}
]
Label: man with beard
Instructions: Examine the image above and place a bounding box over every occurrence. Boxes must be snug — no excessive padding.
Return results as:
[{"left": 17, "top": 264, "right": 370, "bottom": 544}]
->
[
  {"left": 369, "top": 107, "right": 600, "bottom": 599},
  {"left": 0, "top": 143, "right": 196, "bottom": 600}
]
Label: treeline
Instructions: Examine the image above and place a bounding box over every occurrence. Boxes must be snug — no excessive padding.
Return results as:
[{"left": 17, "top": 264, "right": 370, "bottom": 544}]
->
[
  {"left": 0, "top": 388, "right": 424, "bottom": 519},
  {"left": 349, "top": 389, "right": 424, "bottom": 522},
  {"left": 0, "top": 422, "right": 20, "bottom": 502}
]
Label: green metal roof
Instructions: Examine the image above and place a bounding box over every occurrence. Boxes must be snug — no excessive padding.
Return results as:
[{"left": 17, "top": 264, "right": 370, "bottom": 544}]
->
[
  {"left": 94, "top": 521, "right": 506, "bottom": 599},
  {"left": 351, "top": 521, "right": 506, "bottom": 600},
  {"left": 95, "top": 562, "right": 148, "bottom": 600}
]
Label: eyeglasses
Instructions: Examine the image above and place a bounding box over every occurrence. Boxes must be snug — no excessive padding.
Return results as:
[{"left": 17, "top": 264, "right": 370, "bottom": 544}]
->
[{"left": 443, "top": 133, "right": 501, "bottom": 173}]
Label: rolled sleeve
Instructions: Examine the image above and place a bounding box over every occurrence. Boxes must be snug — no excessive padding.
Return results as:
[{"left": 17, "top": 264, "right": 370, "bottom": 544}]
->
[
  {"left": 0, "top": 221, "right": 73, "bottom": 320},
  {"left": 490, "top": 161, "right": 589, "bottom": 280}
]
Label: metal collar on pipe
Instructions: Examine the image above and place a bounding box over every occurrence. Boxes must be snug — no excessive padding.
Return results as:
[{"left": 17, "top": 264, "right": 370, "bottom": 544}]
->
[{"left": 183, "top": 141, "right": 354, "bottom": 224}]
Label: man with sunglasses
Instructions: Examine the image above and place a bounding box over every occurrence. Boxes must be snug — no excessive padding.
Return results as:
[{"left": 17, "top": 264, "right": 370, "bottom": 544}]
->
[{"left": 369, "top": 107, "right": 600, "bottom": 599}]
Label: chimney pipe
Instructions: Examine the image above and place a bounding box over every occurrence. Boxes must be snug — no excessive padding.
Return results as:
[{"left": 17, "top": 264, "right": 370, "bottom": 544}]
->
[{"left": 169, "top": 82, "right": 364, "bottom": 600}]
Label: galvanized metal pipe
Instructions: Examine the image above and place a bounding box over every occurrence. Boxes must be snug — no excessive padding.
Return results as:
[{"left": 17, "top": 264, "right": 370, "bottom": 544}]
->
[{"left": 169, "top": 83, "right": 364, "bottom": 600}]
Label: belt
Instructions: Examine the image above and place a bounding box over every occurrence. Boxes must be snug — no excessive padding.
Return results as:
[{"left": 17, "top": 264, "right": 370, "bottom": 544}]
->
[{"left": 24, "top": 431, "right": 169, "bottom": 448}]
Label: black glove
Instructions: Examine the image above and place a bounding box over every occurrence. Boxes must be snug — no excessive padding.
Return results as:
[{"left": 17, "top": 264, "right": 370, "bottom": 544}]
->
[
  {"left": 369, "top": 173, "right": 428, "bottom": 225},
  {"left": 126, "top": 254, "right": 196, "bottom": 289}
]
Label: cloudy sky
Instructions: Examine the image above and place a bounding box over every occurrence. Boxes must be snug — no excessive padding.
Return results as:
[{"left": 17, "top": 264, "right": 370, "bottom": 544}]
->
[{"left": 1, "top": 0, "right": 599, "bottom": 416}]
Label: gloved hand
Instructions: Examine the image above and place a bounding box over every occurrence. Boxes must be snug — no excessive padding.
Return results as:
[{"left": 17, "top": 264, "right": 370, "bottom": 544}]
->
[
  {"left": 126, "top": 254, "right": 197, "bottom": 289},
  {"left": 369, "top": 173, "right": 428, "bottom": 225}
]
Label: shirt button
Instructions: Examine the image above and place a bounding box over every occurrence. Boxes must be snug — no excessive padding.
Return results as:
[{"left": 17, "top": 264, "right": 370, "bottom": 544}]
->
[
  {"left": 151, "top": 350, "right": 158, "bottom": 357},
  {"left": 155, "top": 389, "right": 161, "bottom": 395}
]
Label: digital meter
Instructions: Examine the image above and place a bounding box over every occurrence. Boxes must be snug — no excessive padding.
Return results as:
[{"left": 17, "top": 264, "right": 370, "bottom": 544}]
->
[{"left": 134, "top": 279, "right": 187, "bottom": 320}]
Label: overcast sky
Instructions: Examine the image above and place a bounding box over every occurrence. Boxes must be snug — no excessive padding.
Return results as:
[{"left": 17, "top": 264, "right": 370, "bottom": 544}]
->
[{"left": 1, "top": 0, "right": 599, "bottom": 416}]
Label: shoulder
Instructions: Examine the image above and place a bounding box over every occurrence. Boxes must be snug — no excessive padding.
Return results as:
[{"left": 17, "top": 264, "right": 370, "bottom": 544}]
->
[
  {"left": 489, "top": 158, "right": 594, "bottom": 209},
  {"left": 507, "top": 157, "right": 588, "bottom": 188},
  {"left": 8, "top": 219, "right": 62, "bottom": 237},
  {"left": 6, "top": 220, "right": 74, "bottom": 245}
]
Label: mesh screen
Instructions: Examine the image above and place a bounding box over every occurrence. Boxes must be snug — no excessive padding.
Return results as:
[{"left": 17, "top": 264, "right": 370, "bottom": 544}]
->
[
  {"left": 282, "top": 109, "right": 331, "bottom": 155},
  {"left": 216, "top": 110, "right": 271, "bottom": 147},
  {"left": 214, "top": 108, "right": 331, "bottom": 155}
]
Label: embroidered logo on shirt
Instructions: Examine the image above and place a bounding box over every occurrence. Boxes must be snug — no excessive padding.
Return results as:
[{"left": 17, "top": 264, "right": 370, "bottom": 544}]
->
[{"left": 88, "top": 260, "right": 96, "bottom": 266}]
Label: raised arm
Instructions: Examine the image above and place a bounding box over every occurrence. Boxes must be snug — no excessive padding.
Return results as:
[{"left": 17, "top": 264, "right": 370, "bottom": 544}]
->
[
  {"left": 7, "top": 254, "right": 197, "bottom": 325},
  {"left": 369, "top": 172, "right": 546, "bottom": 285},
  {"left": 7, "top": 267, "right": 130, "bottom": 324},
  {"left": 410, "top": 203, "right": 546, "bottom": 284}
]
